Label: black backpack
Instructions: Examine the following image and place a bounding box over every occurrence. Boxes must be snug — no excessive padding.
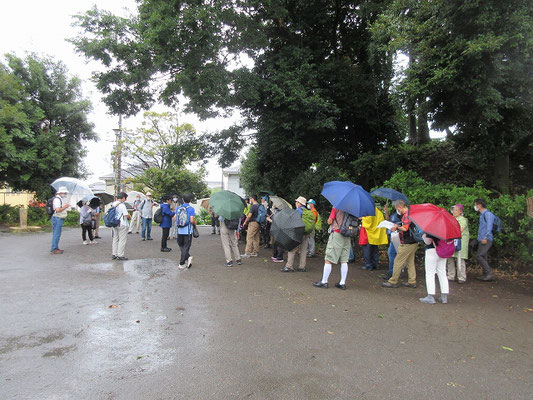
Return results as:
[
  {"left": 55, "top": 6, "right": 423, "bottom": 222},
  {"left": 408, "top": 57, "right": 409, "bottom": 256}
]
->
[
  {"left": 224, "top": 218, "right": 240, "bottom": 230},
  {"left": 153, "top": 208, "right": 163, "bottom": 224},
  {"left": 339, "top": 212, "right": 360, "bottom": 238},
  {"left": 46, "top": 197, "right": 60, "bottom": 218}
]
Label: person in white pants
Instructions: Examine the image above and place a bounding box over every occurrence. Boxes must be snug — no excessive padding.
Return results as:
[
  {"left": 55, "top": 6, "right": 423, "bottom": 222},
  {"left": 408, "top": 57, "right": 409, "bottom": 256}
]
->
[
  {"left": 112, "top": 192, "right": 130, "bottom": 260},
  {"left": 128, "top": 195, "right": 142, "bottom": 234},
  {"left": 420, "top": 234, "right": 449, "bottom": 304},
  {"left": 220, "top": 217, "right": 242, "bottom": 267}
]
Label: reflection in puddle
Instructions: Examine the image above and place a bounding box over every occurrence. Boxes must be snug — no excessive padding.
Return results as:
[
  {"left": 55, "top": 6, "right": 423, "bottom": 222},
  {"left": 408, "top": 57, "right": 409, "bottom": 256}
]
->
[{"left": 78, "top": 258, "right": 179, "bottom": 279}]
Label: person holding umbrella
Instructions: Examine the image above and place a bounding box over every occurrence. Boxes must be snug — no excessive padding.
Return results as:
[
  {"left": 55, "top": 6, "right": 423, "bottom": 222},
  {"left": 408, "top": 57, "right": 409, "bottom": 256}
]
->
[
  {"left": 50, "top": 186, "right": 70, "bottom": 254},
  {"left": 382, "top": 200, "right": 418, "bottom": 289},
  {"left": 281, "top": 196, "right": 309, "bottom": 272}
]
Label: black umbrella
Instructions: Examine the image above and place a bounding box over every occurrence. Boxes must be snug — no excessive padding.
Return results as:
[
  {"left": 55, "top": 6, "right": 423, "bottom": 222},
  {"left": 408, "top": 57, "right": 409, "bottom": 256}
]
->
[{"left": 270, "top": 208, "right": 305, "bottom": 251}]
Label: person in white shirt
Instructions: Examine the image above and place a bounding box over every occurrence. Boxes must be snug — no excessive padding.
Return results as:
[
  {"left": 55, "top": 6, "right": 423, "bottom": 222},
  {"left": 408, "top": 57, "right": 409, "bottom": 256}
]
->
[
  {"left": 128, "top": 194, "right": 142, "bottom": 234},
  {"left": 50, "top": 187, "right": 70, "bottom": 254},
  {"left": 112, "top": 192, "right": 130, "bottom": 260},
  {"left": 140, "top": 192, "right": 158, "bottom": 240}
]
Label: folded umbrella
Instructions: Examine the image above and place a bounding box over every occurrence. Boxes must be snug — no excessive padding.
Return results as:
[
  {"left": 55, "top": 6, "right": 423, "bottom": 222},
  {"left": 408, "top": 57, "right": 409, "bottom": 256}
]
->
[
  {"left": 270, "top": 195, "right": 292, "bottom": 210},
  {"left": 321, "top": 181, "right": 375, "bottom": 217},
  {"left": 270, "top": 208, "right": 305, "bottom": 251},
  {"left": 370, "top": 188, "right": 409, "bottom": 203},
  {"left": 209, "top": 190, "right": 245, "bottom": 220},
  {"left": 407, "top": 203, "right": 461, "bottom": 240}
]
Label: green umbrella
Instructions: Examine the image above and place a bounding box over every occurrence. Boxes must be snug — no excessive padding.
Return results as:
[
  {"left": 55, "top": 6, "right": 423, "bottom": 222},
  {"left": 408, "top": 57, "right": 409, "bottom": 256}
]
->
[{"left": 209, "top": 190, "right": 245, "bottom": 220}]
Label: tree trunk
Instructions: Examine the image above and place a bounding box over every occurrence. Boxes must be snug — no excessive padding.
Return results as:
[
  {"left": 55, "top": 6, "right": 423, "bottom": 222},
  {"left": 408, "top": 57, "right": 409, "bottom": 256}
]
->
[
  {"left": 416, "top": 98, "right": 430, "bottom": 145},
  {"left": 407, "top": 52, "right": 417, "bottom": 145},
  {"left": 493, "top": 152, "right": 510, "bottom": 194}
]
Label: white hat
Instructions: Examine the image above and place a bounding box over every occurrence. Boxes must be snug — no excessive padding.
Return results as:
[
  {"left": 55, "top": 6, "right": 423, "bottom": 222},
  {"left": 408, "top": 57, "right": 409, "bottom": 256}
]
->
[
  {"left": 57, "top": 186, "right": 69, "bottom": 194},
  {"left": 146, "top": 192, "right": 152, "bottom": 196},
  {"left": 295, "top": 196, "right": 307, "bottom": 205}
]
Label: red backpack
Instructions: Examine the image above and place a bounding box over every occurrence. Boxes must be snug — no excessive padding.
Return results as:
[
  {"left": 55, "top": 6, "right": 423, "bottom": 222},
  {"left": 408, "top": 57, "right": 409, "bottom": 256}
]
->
[{"left": 435, "top": 238, "right": 455, "bottom": 258}]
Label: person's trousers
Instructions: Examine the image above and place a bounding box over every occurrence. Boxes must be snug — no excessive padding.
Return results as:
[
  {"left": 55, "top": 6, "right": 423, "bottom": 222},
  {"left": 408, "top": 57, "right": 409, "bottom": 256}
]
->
[
  {"left": 447, "top": 256, "right": 467, "bottom": 282},
  {"left": 94, "top": 216, "right": 100, "bottom": 236},
  {"left": 307, "top": 232, "right": 316, "bottom": 256},
  {"left": 476, "top": 241, "right": 493, "bottom": 276},
  {"left": 287, "top": 234, "right": 309, "bottom": 270},
  {"left": 177, "top": 234, "right": 193, "bottom": 265},
  {"left": 388, "top": 243, "right": 418, "bottom": 285},
  {"left": 362, "top": 244, "right": 379, "bottom": 269},
  {"left": 112, "top": 225, "right": 128, "bottom": 257},
  {"left": 170, "top": 219, "right": 178, "bottom": 238},
  {"left": 260, "top": 222, "right": 271, "bottom": 246},
  {"left": 220, "top": 223, "right": 240, "bottom": 262},
  {"left": 161, "top": 227, "right": 170, "bottom": 249},
  {"left": 387, "top": 242, "right": 397, "bottom": 275},
  {"left": 51, "top": 216, "right": 64, "bottom": 251},
  {"left": 141, "top": 217, "right": 152, "bottom": 239},
  {"left": 211, "top": 216, "right": 220, "bottom": 233},
  {"left": 245, "top": 221, "right": 260, "bottom": 255},
  {"left": 81, "top": 224, "right": 94, "bottom": 242},
  {"left": 273, "top": 244, "right": 284, "bottom": 260},
  {"left": 129, "top": 211, "right": 141, "bottom": 233},
  {"left": 424, "top": 248, "right": 449, "bottom": 295}
]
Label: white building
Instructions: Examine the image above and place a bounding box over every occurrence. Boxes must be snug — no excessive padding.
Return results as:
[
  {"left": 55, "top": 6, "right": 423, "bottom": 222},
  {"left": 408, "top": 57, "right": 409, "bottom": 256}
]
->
[{"left": 222, "top": 166, "right": 245, "bottom": 197}]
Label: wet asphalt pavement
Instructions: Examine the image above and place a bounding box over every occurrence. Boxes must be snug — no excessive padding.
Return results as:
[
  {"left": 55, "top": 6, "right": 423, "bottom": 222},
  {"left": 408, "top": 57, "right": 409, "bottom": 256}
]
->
[{"left": 0, "top": 226, "right": 532, "bottom": 399}]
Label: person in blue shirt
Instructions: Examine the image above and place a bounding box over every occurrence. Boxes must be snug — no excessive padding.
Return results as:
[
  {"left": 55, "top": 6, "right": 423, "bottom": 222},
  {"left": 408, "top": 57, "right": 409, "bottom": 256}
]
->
[
  {"left": 474, "top": 198, "right": 496, "bottom": 281},
  {"left": 176, "top": 192, "right": 197, "bottom": 270},
  {"left": 160, "top": 195, "right": 176, "bottom": 252}
]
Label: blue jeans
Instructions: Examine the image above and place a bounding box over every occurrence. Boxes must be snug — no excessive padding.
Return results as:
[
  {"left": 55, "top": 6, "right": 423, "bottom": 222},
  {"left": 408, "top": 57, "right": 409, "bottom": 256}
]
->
[
  {"left": 387, "top": 242, "right": 397, "bottom": 275},
  {"left": 142, "top": 217, "right": 152, "bottom": 239},
  {"left": 362, "top": 244, "right": 379, "bottom": 269},
  {"left": 349, "top": 245, "right": 354, "bottom": 261},
  {"left": 51, "top": 216, "right": 64, "bottom": 251}
]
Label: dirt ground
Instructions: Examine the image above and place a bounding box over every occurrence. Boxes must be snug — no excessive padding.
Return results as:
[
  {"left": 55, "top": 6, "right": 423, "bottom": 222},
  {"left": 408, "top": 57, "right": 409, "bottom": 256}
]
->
[{"left": 0, "top": 225, "right": 532, "bottom": 399}]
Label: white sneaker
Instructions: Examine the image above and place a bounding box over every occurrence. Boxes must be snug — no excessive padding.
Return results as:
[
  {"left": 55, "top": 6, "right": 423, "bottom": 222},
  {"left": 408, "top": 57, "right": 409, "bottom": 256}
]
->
[
  {"left": 241, "top": 254, "right": 251, "bottom": 258},
  {"left": 250, "top": 253, "right": 258, "bottom": 257},
  {"left": 178, "top": 264, "right": 186, "bottom": 271},
  {"left": 90, "top": 241, "right": 98, "bottom": 245},
  {"left": 187, "top": 256, "right": 193, "bottom": 269},
  {"left": 83, "top": 240, "right": 89, "bottom": 245}
]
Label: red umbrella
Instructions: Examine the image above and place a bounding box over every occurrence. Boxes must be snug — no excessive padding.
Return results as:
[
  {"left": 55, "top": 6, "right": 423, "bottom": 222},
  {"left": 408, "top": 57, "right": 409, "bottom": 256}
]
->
[{"left": 407, "top": 203, "right": 461, "bottom": 240}]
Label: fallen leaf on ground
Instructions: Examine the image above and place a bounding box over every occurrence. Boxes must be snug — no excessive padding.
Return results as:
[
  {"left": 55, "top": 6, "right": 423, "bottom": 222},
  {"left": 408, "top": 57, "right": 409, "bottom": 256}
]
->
[
  {"left": 136, "top": 356, "right": 142, "bottom": 360},
  {"left": 492, "top": 295, "right": 498, "bottom": 298},
  {"left": 313, "top": 318, "right": 318, "bottom": 322},
  {"left": 327, "top": 331, "right": 334, "bottom": 334},
  {"left": 136, "top": 320, "right": 140, "bottom": 323},
  {"left": 108, "top": 304, "right": 119, "bottom": 308},
  {"left": 378, "top": 314, "right": 384, "bottom": 318},
  {"left": 502, "top": 346, "right": 514, "bottom": 351}
]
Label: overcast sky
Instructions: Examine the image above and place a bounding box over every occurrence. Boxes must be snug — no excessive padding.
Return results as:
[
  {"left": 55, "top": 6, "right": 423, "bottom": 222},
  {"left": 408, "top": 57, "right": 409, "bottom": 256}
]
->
[{"left": 0, "top": 0, "right": 235, "bottom": 185}]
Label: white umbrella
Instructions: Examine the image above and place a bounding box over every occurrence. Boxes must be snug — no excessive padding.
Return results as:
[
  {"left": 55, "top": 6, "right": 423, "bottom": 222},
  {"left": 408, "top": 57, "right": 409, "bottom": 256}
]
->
[
  {"left": 126, "top": 191, "right": 146, "bottom": 204},
  {"left": 51, "top": 177, "right": 94, "bottom": 209}
]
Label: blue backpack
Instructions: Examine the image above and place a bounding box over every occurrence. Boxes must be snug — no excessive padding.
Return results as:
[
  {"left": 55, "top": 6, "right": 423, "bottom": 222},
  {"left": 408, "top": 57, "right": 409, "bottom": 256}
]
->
[
  {"left": 256, "top": 205, "right": 267, "bottom": 223},
  {"left": 484, "top": 212, "right": 502, "bottom": 234},
  {"left": 104, "top": 206, "right": 121, "bottom": 227},
  {"left": 177, "top": 205, "right": 190, "bottom": 228}
]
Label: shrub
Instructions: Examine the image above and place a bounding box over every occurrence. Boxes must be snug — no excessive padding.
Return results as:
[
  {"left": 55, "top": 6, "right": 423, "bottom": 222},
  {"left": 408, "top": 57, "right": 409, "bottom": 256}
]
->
[
  {"left": 196, "top": 208, "right": 212, "bottom": 225},
  {"left": 0, "top": 204, "right": 20, "bottom": 225}
]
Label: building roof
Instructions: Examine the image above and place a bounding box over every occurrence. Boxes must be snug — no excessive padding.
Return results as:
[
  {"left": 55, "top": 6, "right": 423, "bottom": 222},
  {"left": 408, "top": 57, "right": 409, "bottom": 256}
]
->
[
  {"left": 99, "top": 169, "right": 135, "bottom": 180},
  {"left": 222, "top": 166, "right": 240, "bottom": 175}
]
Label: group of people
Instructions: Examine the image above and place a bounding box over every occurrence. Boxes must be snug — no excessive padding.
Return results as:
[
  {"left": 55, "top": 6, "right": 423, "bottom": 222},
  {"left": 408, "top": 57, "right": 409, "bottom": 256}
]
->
[{"left": 220, "top": 193, "right": 498, "bottom": 304}]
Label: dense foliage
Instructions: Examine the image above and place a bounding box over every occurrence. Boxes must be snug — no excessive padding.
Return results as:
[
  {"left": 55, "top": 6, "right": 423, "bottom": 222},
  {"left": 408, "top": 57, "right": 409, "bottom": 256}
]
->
[{"left": 0, "top": 54, "right": 96, "bottom": 199}]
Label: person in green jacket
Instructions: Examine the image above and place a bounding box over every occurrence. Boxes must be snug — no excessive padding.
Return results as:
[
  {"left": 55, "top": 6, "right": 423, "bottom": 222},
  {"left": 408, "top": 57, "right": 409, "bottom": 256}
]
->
[{"left": 447, "top": 204, "right": 470, "bottom": 283}]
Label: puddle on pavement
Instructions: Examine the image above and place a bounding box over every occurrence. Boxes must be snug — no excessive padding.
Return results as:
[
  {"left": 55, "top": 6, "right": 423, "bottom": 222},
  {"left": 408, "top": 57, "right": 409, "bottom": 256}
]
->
[{"left": 77, "top": 258, "right": 179, "bottom": 279}]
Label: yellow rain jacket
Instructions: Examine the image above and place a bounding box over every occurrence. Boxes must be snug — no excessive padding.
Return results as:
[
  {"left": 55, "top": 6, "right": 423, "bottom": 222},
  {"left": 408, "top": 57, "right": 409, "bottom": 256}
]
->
[{"left": 361, "top": 207, "right": 389, "bottom": 245}]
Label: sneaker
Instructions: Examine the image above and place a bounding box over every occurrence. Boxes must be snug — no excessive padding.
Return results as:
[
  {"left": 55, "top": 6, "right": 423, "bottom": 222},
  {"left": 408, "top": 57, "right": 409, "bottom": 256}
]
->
[
  {"left": 241, "top": 254, "right": 251, "bottom": 258},
  {"left": 142, "top": 238, "right": 146, "bottom": 241},
  {"left": 381, "top": 282, "right": 399, "bottom": 288},
  {"left": 236, "top": 259, "right": 242, "bottom": 265},
  {"left": 94, "top": 236, "right": 102, "bottom": 239},
  {"left": 116, "top": 256, "right": 128, "bottom": 261},
  {"left": 297, "top": 268, "right": 306, "bottom": 272},
  {"left": 147, "top": 237, "right": 153, "bottom": 241},
  {"left": 250, "top": 253, "right": 258, "bottom": 257},
  {"left": 439, "top": 294, "right": 448, "bottom": 304},
  {"left": 402, "top": 282, "right": 417, "bottom": 288},
  {"left": 281, "top": 266, "right": 295, "bottom": 272},
  {"left": 112, "top": 255, "right": 117, "bottom": 260},
  {"left": 224, "top": 261, "right": 233, "bottom": 267},
  {"left": 51, "top": 249, "right": 63, "bottom": 254},
  {"left": 178, "top": 263, "right": 186, "bottom": 270},
  {"left": 273, "top": 258, "right": 284, "bottom": 263},
  {"left": 83, "top": 240, "right": 89, "bottom": 245},
  {"left": 187, "top": 256, "right": 193, "bottom": 269},
  {"left": 90, "top": 241, "right": 98, "bottom": 245},
  {"left": 128, "top": 232, "right": 132, "bottom": 235},
  {"left": 419, "top": 295, "right": 436, "bottom": 304}
]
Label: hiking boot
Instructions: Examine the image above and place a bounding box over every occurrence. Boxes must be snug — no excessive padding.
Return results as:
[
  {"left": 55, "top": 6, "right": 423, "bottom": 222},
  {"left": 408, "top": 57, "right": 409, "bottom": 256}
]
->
[
  {"left": 439, "top": 294, "right": 448, "bottom": 304},
  {"left": 381, "top": 282, "right": 398, "bottom": 288},
  {"left": 402, "top": 282, "right": 417, "bottom": 288},
  {"left": 419, "top": 295, "right": 436, "bottom": 304},
  {"left": 51, "top": 249, "right": 63, "bottom": 255},
  {"left": 224, "top": 261, "right": 233, "bottom": 267},
  {"left": 478, "top": 274, "right": 496, "bottom": 281}
]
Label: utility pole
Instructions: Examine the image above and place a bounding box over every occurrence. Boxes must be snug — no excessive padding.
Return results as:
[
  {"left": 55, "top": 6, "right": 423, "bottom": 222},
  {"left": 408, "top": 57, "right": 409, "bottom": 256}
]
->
[{"left": 113, "top": 115, "right": 123, "bottom": 197}]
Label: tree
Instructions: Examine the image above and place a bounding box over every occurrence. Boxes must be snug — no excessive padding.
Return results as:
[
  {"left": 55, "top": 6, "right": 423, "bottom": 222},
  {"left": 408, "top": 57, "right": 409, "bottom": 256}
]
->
[
  {"left": 0, "top": 54, "right": 95, "bottom": 198},
  {"left": 122, "top": 111, "right": 207, "bottom": 175}
]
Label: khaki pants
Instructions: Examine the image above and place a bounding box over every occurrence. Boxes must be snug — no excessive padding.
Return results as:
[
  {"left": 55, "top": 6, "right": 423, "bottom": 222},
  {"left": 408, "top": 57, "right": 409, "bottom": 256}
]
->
[
  {"left": 287, "top": 234, "right": 309, "bottom": 270},
  {"left": 447, "top": 256, "right": 467, "bottom": 282},
  {"left": 388, "top": 243, "right": 418, "bottom": 285},
  {"left": 245, "top": 221, "right": 260, "bottom": 255},
  {"left": 220, "top": 221, "right": 241, "bottom": 262},
  {"left": 129, "top": 210, "right": 141, "bottom": 233},
  {"left": 112, "top": 225, "right": 128, "bottom": 257}
]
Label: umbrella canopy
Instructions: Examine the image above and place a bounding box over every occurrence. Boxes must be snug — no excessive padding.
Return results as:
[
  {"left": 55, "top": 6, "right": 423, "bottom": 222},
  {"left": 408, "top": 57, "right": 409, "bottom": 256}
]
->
[
  {"left": 93, "top": 191, "right": 114, "bottom": 205},
  {"left": 51, "top": 177, "right": 94, "bottom": 197},
  {"left": 370, "top": 188, "right": 409, "bottom": 203},
  {"left": 321, "top": 181, "right": 375, "bottom": 217},
  {"left": 126, "top": 191, "right": 145, "bottom": 204},
  {"left": 270, "top": 208, "right": 305, "bottom": 251},
  {"left": 200, "top": 198, "right": 211, "bottom": 210},
  {"left": 270, "top": 195, "right": 292, "bottom": 210},
  {"left": 209, "top": 190, "right": 245, "bottom": 220},
  {"left": 259, "top": 190, "right": 275, "bottom": 196},
  {"left": 408, "top": 203, "right": 461, "bottom": 241}
]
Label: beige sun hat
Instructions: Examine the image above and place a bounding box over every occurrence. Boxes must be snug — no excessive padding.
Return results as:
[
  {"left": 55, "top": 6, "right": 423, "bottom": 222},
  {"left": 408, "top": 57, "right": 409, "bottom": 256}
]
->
[
  {"left": 295, "top": 196, "right": 307, "bottom": 205},
  {"left": 57, "top": 186, "right": 69, "bottom": 194}
]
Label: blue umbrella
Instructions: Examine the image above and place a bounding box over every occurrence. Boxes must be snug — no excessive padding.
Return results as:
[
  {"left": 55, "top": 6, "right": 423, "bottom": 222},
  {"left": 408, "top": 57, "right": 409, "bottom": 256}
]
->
[
  {"left": 370, "top": 188, "right": 409, "bottom": 203},
  {"left": 321, "top": 181, "right": 375, "bottom": 217}
]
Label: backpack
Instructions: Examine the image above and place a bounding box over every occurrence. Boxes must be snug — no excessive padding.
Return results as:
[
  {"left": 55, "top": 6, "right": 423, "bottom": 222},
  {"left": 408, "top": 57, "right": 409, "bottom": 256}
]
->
[
  {"left": 408, "top": 222, "right": 425, "bottom": 243},
  {"left": 153, "top": 208, "right": 163, "bottom": 224},
  {"left": 255, "top": 204, "right": 267, "bottom": 223},
  {"left": 104, "top": 206, "right": 121, "bottom": 227},
  {"left": 454, "top": 238, "right": 462, "bottom": 252},
  {"left": 301, "top": 209, "right": 317, "bottom": 234},
  {"left": 177, "top": 205, "right": 190, "bottom": 228},
  {"left": 339, "top": 213, "right": 360, "bottom": 238},
  {"left": 484, "top": 212, "right": 502, "bottom": 234},
  {"left": 224, "top": 218, "right": 240, "bottom": 230},
  {"left": 46, "top": 197, "right": 60, "bottom": 218},
  {"left": 81, "top": 207, "right": 93, "bottom": 226},
  {"left": 435, "top": 238, "right": 456, "bottom": 258}
]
